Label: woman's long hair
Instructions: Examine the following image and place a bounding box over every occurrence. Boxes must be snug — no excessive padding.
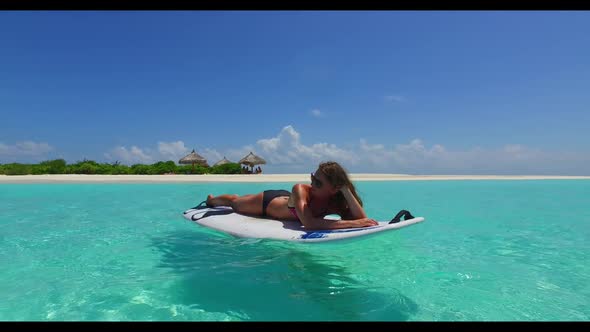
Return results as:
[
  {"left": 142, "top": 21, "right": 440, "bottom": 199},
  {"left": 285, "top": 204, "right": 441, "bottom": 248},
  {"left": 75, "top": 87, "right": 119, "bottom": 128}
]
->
[{"left": 318, "top": 161, "right": 363, "bottom": 208}]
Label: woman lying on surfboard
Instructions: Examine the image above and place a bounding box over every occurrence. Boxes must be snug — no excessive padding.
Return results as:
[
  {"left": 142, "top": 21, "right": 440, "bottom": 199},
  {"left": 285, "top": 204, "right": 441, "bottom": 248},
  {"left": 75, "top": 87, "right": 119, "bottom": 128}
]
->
[{"left": 205, "top": 161, "right": 379, "bottom": 230}]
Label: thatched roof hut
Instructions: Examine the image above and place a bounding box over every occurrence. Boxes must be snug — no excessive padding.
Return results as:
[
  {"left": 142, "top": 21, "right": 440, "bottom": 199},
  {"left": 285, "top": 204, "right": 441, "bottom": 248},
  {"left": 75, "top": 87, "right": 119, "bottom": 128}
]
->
[
  {"left": 179, "top": 149, "right": 209, "bottom": 169},
  {"left": 239, "top": 152, "right": 266, "bottom": 167},
  {"left": 239, "top": 152, "right": 266, "bottom": 173},
  {"left": 213, "top": 156, "right": 232, "bottom": 167}
]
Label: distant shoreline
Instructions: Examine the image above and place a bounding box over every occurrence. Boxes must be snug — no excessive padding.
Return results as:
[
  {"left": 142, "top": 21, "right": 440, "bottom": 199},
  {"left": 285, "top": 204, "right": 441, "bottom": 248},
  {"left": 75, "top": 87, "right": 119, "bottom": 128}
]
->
[{"left": 1, "top": 174, "right": 589, "bottom": 183}]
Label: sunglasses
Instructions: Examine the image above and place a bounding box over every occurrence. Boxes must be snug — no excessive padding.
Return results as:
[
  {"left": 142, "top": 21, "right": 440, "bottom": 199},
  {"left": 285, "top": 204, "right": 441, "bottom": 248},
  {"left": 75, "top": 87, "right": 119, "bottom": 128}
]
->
[{"left": 310, "top": 172, "right": 323, "bottom": 189}]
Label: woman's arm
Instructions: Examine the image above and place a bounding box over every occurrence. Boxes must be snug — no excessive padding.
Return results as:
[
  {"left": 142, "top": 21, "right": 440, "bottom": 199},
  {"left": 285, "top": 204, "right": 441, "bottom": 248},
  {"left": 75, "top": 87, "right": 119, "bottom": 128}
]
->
[
  {"left": 339, "top": 186, "right": 367, "bottom": 220},
  {"left": 291, "top": 184, "right": 377, "bottom": 230},
  {"left": 291, "top": 184, "right": 327, "bottom": 230}
]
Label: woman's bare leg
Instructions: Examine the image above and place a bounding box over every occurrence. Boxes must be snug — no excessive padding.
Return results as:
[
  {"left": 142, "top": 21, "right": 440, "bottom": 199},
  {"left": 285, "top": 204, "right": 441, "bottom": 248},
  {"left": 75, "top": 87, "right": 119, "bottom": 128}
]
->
[
  {"left": 206, "top": 193, "right": 264, "bottom": 217},
  {"left": 206, "top": 194, "right": 239, "bottom": 207},
  {"left": 229, "top": 193, "right": 264, "bottom": 216}
]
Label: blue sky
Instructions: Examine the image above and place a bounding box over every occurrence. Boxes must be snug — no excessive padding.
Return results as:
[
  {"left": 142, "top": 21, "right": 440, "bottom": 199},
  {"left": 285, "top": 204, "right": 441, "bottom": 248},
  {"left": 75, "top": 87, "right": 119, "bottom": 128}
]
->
[{"left": 1, "top": 11, "right": 589, "bottom": 174}]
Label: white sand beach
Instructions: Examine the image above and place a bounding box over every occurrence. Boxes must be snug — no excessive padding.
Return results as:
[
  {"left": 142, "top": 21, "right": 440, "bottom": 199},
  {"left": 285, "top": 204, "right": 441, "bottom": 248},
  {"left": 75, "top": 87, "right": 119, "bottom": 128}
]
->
[{"left": 1, "top": 174, "right": 589, "bottom": 183}]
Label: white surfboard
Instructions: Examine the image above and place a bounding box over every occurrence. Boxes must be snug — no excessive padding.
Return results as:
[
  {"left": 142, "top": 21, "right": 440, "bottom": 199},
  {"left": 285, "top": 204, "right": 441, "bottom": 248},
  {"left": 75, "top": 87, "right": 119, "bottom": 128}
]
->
[{"left": 182, "top": 203, "right": 425, "bottom": 243}]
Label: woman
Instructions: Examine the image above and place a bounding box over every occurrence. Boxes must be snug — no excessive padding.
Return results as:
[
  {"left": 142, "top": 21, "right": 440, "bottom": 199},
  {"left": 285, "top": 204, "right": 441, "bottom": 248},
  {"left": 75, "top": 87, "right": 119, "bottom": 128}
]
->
[{"left": 205, "top": 161, "right": 379, "bottom": 230}]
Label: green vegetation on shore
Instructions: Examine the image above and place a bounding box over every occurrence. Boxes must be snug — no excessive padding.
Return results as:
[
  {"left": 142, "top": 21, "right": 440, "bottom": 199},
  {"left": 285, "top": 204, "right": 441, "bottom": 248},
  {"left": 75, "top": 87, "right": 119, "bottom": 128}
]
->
[{"left": 0, "top": 159, "right": 243, "bottom": 175}]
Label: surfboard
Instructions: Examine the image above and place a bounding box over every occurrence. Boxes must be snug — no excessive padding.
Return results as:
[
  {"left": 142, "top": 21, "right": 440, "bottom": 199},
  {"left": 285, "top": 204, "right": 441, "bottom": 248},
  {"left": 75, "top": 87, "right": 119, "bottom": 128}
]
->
[{"left": 182, "top": 203, "right": 425, "bottom": 243}]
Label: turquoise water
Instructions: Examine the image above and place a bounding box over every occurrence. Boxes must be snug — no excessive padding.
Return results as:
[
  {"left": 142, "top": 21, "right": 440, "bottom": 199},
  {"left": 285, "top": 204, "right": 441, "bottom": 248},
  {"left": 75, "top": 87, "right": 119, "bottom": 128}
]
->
[{"left": 1, "top": 180, "right": 589, "bottom": 321}]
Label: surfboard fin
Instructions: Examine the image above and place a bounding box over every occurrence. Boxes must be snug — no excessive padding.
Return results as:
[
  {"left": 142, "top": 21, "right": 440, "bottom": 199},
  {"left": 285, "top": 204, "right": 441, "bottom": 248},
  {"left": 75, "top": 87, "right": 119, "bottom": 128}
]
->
[{"left": 389, "top": 210, "right": 415, "bottom": 224}]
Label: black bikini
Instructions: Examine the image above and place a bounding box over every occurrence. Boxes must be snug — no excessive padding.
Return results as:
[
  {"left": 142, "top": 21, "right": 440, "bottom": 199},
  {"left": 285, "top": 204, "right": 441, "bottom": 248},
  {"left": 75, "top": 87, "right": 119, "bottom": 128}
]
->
[{"left": 261, "top": 190, "right": 291, "bottom": 216}]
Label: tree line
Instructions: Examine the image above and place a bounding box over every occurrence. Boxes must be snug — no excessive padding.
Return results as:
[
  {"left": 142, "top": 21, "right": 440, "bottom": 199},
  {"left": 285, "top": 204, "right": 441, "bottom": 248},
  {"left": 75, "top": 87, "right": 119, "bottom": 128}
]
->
[{"left": 0, "top": 159, "right": 243, "bottom": 175}]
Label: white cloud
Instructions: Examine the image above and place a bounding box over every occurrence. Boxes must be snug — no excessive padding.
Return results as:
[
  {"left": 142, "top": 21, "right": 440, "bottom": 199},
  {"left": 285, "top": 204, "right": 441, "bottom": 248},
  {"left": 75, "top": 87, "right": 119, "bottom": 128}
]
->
[
  {"left": 384, "top": 95, "right": 405, "bottom": 102},
  {"left": 0, "top": 141, "right": 54, "bottom": 162},
  {"left": 158, "top": 141, "right": 189, "bottom": 161},
  {"left": 503, "top": 144, "right": 525, "bottom": 154},
  {"left": 354, "top": 139, "right": 590, "bottom": 175},
  {"left": 359, "top": 138, "right": 395, "bottom": 165},
  {"left": 310, "top": 109, "right": 323, "bottom": 117},
  {"left": 16, "top": 141, "right": 54, "bottom": 155},
  {"left": 257, "top": 125, "right": 357, "bottom": 166},
  {"left": 104, "top": 140, "right": 258, "bottom": 166},
  {"left": 104, "top": 146, "right": 154, "bottom": 165},
  {"left": 101, "top": 128, "right": 590, "bottom": 175},
  {"left": 224, "top": 145, "right": 256, "bottom": 163},
  {"left": 253, "top": 127, "right": 588, "bottom": 174},
  {"left": 199, "top": 148, "right": 224, "bottom": 165},
  {"left": 200, "top": 147, "right": 253, "bottom": 165},
  {"left": 187, "top": 146, "right": 263, "bottom": 166},
  {"left": 0, "top": 143, "right": 13, "bottom": 156}
]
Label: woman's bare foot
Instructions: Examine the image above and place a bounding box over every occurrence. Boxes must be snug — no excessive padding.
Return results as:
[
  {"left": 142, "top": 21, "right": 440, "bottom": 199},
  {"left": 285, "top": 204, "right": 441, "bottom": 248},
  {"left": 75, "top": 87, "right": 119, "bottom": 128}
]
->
[{"left": 206, "top": 194, "right": 214, "bottom": 207}]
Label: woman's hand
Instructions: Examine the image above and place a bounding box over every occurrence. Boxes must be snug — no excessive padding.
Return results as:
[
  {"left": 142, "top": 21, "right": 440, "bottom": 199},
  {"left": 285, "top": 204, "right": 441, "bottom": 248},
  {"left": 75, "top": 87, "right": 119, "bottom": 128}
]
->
[
  {"left": 356, "top": 218, "right": 379, "bottom": 227},
  {"left": 338, "top": 185, "right": 368, "bottom": 220}
]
